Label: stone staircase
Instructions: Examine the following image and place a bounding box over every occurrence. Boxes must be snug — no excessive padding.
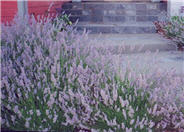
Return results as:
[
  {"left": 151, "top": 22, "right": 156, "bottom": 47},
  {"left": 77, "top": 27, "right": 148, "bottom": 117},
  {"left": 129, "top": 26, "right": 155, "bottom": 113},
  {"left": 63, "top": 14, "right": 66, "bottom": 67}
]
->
[{"left": 60, "top": 1, "right": 167, "bottom": 34}]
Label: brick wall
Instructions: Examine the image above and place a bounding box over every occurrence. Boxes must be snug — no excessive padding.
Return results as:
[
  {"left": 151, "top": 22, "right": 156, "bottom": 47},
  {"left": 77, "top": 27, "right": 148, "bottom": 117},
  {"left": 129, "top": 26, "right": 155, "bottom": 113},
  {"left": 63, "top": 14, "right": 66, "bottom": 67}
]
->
[
  {"left": 1, "top": 1, "right": 69, "bottom": 23},
  {"left": 28, "top": 1, "right": 66, "bottom": 19},
  {"left": 1, "top": 1, "right": 18, "bottom": 23}
]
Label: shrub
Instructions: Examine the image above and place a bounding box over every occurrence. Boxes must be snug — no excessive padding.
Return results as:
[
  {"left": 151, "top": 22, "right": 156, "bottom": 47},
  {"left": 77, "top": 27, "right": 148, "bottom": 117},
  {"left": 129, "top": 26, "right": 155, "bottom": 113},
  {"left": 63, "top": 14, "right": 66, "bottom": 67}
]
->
[
  {"left": 1, "top": 15, "right": 184, "bottom": 132},
  {"left": 1, "top": 14, "right": 75, "bottom": 131},
  {"left": 154, "top": 16, "right": 184, "bottom": 50}
]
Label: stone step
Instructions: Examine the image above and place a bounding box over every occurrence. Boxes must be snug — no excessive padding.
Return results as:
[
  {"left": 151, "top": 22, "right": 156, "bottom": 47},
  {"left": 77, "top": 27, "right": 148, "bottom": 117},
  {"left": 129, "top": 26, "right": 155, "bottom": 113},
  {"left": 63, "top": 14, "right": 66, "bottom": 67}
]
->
[
  {"left": 88, "top": 33, "right": 176, "bottom": 54},
  {"left": 69, "top": 15, "right": 159, "bottom": 23},
  {"left": 61, "top": 2, "right": 166, "bottom": 11},
  {"left": 61, "top": 2, "right": 167, "bottom": 23},
  {"left": 75, "top": 22, "right": 156, "bottom": 34}
]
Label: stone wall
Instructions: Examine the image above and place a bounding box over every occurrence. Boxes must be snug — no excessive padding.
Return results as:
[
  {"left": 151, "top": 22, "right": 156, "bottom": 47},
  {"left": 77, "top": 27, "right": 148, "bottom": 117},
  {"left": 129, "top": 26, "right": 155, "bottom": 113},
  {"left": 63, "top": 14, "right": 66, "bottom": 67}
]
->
[{"left": 62, "top": 2, "right": 167, "bottom": 23}]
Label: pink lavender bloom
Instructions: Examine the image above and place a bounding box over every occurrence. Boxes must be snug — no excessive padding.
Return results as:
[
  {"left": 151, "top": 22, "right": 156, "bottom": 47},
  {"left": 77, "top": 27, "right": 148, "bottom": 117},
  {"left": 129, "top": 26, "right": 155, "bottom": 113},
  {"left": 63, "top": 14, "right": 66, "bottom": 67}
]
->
[
  {"left": 36, "top": 110, "right": 41, "bottom": 116},
  {"left": 25, "top": 121, "right": 30, "bottom": 128},
  {"left": 13, "top": 106, "right": 19, "bottom": 113}
]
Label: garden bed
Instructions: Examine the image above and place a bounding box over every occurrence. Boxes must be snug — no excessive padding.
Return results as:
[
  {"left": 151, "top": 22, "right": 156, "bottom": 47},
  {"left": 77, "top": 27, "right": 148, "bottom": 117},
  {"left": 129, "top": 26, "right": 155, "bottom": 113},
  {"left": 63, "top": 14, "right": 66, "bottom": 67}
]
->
[{"left": 1, "top": 14, "right": 184, "bottom": 132}]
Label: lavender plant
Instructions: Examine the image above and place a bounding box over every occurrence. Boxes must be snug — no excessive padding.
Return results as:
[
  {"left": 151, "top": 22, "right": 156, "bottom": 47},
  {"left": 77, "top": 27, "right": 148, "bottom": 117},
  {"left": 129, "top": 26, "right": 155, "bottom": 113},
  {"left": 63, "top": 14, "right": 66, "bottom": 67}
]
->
[
  {"left": 1, "top": 14, "right": 184, "bottom": 132},
  {"left": 1, "top": 15, "right": 74, "bottom": 131}
]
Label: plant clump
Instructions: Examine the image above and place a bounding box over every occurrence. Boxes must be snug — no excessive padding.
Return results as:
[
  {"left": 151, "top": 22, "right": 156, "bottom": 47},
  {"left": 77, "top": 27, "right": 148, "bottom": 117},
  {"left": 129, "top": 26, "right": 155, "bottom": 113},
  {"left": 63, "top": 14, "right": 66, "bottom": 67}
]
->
[
  {"left": 154, "top": 16, "right": 184, "bottom": 51},
  {"left": 1, "top": 14, "right": 184, "bottom": 132}
]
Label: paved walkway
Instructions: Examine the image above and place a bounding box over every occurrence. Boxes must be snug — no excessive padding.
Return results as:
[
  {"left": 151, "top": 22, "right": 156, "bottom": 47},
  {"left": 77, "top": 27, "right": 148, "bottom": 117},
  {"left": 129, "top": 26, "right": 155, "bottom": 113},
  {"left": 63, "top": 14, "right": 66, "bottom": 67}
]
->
[
  {"left": 89, "top": 33, "right": 176, "bottom": 53},
  {"left": 89, "top": 33, "right": 184, "bottom": 75},
  {"left": 119, "top": 51, "right": 184, "bottom": 76}
]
